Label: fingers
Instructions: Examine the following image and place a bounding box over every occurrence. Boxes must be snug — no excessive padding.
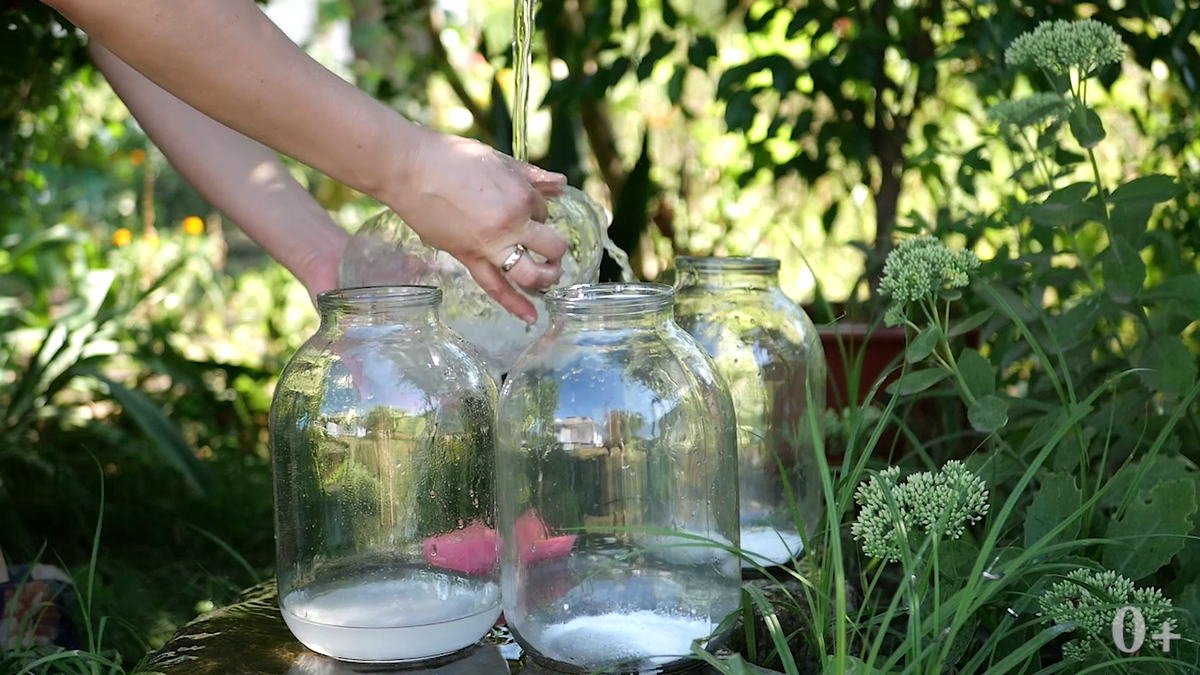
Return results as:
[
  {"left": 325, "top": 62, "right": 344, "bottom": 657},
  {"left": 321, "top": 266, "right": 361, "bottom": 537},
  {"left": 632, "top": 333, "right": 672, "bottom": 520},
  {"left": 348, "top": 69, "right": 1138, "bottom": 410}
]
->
[
  {"left": 518, "top": 163, "right": 567, "bottom": 187},
  {"left": 523, "top": 186, "right": 550, "bottom": 224},
  {"left": 521, "top": 222, "right": 570, "bottom": 265},
  {"left": 467, "top": 259, "right": 538, "bottom": 325},
  {"left": 504, "top": 253, "right": 563, "bottom": 293}
]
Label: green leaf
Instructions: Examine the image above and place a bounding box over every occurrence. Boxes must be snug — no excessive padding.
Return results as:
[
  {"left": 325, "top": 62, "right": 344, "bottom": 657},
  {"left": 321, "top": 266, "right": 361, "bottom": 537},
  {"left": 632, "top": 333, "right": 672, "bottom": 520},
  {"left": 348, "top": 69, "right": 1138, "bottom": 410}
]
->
[
  {"left": 1141, "top": 273, "right": 1200, "bottom": 318},
  {"left": 661, "top": 0, "right": 678, "bottom": 27},
  {"left": 886, "top": 368, "right": 951, "bottom": 396},
  {"left": 986, "top": 623, "right": 1079, "bottom": 675},
  {"left": 1101, "top": 239, "right": 1145, "bottom": 303},
  {"left": 724, "top": 89, "right": 757, "bottom": 132},
  {"left": 1108, "top": 174, "right": 1183, "bottom": 206},
  {"left": 92, "top": 373, "right": 208, "bottom": 495},
  {"left": 1068, "top": 105, "right": 1106, "bottom": 149},
  {"left": 1051, "top": 296, "right": 1106, "bottom": 353},
  {"left": 1024, "top": 473, "right": 1082, "bottom": 549},
  {"left": 968, "top": 395, "right": 1008, "bottom": 433},
  {"left": 687, "top": 36, "right": 717, "bottom": 69},
  {"left": 1109, "top": 200, "right": 1154, "bottom": 249},
  {"left": 621, "top": 0, "right": 639, "bottom": 28},
  {"left": 958, "top": 347, "right": 995, "bottom": 399},
  {"left": 667, "top": 66, "right": 685, "bottom": 104},
  {"left": 948, "top": 308, "right": 993, "bottom": 337},
  {"left": 636, "top": 34, "right": 675, "bottom": 80},
  {"left": 1103, "top": 478, "right": 1196, "bottom": 581},
  {"left": 1099, "top": 454, "right": 1200, "bottom": 511},
  {"left": 1020, "top": 403, "right": 1091, "bottom": 457},
  {"left": 905, "top": 327, "right": 940, "bottom": 364},
  {"left": 1179, "top": 578, "right": 1200, "bottom": 626},
  {"left": 1028, "top": 182, "right": 1099, "bottom": 228},
  {"left": 1137, "top": 335, "right": 1198, "bottom": 397}
]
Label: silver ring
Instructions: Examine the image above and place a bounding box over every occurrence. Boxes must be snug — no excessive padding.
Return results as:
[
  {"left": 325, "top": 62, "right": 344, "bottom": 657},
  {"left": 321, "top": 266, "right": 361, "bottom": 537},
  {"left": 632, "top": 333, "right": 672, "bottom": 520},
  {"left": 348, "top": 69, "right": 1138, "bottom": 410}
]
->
[{"left": 501, "top": 244, "right": 527, "bottom": 272}]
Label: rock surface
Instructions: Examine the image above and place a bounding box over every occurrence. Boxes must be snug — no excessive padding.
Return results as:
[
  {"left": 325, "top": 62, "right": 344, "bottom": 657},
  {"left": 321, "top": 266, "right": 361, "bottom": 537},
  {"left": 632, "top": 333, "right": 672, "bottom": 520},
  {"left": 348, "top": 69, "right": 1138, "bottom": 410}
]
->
[{"left": 135, "top": 581, "right": 784, "bottom": 675}]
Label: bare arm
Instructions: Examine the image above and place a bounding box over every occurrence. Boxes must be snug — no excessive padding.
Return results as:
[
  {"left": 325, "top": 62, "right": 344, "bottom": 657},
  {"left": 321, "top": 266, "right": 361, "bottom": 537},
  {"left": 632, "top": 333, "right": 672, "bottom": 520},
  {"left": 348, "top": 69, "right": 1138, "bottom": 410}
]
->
[
  {"left": 49, "top": 0, "right": 414, "bottom": 202},
  {"left": 44, "top": 0, "right": 569, "bottom": 323},
  {"left": 89, "top": 42, "right": 347, "bottom": 297}
]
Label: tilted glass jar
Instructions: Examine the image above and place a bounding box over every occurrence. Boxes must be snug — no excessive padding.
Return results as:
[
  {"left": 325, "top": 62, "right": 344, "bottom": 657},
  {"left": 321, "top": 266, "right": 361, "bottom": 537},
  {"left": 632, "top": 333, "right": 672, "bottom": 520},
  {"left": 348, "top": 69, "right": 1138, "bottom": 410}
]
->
[
  {"left": 496, "top": 283, "right": 741, "bottom": 673},
  {"left": 270, "top": 286, "right": 501, "bottom": 663},
  {"left": 673, "top": 257, "right": 827, "bottom": 571},
  {"left": 339, "top": 186, "right": 609, "bottom": 378}
]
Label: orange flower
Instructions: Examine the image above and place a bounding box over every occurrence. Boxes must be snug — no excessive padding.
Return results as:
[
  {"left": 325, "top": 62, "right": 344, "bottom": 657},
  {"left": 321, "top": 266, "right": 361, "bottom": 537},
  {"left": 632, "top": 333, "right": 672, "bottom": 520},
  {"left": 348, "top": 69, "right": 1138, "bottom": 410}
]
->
[
  {"left": 129, "top": 149, "right": 146, "bottom": 167},
  {"left": 182, "top": 216, "right": 204, "bottom": 235},
  {"left": 112, "top": 228, "right": 132, "bottom": 247}
]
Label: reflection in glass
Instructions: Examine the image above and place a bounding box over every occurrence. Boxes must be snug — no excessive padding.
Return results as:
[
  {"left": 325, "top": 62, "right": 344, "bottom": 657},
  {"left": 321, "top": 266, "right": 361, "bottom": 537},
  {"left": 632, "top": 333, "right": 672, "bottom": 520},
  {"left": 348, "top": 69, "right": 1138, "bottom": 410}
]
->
[
  {"left": 270, "top": 287, "right": 500, "bottom": 663},
  {"left": 673, "top": 257, "right": 827, "bottom": 570},
  {"left": 497, "top": 283, "right": 741, "bottom": 673}
]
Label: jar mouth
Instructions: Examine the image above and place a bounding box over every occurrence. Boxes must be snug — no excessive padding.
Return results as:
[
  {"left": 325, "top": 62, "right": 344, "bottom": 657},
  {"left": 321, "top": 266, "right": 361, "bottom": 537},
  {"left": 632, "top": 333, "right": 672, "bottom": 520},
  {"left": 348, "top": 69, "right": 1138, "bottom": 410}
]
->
[
  {"left": 675, "top": 256, "right": 780, "bottom": 274},
  {"left": 545, "top": 282, "right": 673, "bottom": 316},
  {"left": 316, "top": 285, "right": 442, "bottom": 310}
]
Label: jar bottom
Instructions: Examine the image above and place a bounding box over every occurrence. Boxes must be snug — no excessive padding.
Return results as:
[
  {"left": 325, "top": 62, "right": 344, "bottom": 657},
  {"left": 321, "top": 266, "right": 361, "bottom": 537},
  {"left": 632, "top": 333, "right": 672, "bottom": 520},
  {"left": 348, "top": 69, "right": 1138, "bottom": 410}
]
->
[
  {"left": 281, "top": 568, "right": 501, "bottom": 663},
  {"left": 515, "top": 611, "right": 727, "bottom": 674},
  {"left": 737, "top": 525, "right": 805, "bottom": 570}
]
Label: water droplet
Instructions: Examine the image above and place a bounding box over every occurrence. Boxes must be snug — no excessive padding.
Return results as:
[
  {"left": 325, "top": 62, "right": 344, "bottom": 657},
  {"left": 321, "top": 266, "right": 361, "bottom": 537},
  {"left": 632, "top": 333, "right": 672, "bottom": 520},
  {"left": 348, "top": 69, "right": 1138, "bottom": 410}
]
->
[
  {"left": 429, "top": 490, "right": 435, "bottom": 497},
  {"left": 431, "top": 545, "right": 438, "bottom": 556},
  {"left": 469, "top": 490, "right": 475, "bottom": 497},
  {"left": 530, "top": 543, "right": 537, "bottom": 552},
  {"left": 458, "top": 519, "right": 464, "bottom": 528},
  {"left": 562, "top": 603, "right": 570, "bottom": 611},
  {"left": 473, "top": 498, "right": 479, "bottom": 507}
]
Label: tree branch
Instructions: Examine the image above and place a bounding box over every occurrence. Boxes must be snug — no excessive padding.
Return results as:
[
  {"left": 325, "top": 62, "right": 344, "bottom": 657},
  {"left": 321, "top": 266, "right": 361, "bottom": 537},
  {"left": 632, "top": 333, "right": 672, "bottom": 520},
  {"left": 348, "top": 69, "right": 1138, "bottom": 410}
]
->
[{"left": 425, "top": 6, "right": 494, "bottom": 146}]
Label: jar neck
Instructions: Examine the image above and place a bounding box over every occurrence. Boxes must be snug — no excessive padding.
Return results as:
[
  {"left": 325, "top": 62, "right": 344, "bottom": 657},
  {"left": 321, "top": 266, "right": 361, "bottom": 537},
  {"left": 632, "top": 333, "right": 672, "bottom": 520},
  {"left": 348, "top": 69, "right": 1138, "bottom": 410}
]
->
[
  {"left": 545, "top": 282, "right": 676, "bottom": 330},
  {"left": 316, "top": 286, "right": 442, "bottom": 330},
  {"left": 675, "top": 257, "right": 781, "bottom": 291}
]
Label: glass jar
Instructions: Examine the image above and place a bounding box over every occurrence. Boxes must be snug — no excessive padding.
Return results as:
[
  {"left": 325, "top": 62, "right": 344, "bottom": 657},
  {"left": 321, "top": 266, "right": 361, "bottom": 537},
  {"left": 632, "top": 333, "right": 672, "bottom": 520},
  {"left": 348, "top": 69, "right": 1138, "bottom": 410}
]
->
[
  {"left": 496, "top": 283, "right": 741, "bottom": 673},
  {"left": 270, "top": 286, "right": 501, "bottom": 663},
  {"left": 672, "top": 257, "right": 827, "bottom": 571},
  {"left": 339, "top": 186, "right": 609, "bottom": 378}
]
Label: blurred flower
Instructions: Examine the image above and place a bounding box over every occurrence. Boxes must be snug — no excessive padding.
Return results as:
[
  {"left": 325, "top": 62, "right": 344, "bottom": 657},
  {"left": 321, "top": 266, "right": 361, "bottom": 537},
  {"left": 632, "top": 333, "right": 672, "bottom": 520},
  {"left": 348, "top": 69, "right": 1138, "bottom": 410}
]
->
[
  {"left": 112, "top": 228, "right": 132, "bottom": 247},
  {"left": 1039, "top": 568, "right": 1174, "bottom": 661},
  {"left": 183, "top": 216, "right": 205, "bottom": 235},
  {"left": 129, "top": 148, "right": 146, "bottom": 167},
  {"left": 145, "top": 231, "right": 160, "bottom": 249},
  {"left": 1005, "top": 19, "right": 1126, "bottom": 76},
  {"left": 986, "top": 92, "right": 1068, "bottom": 131},
  {"left": 879, "top": 236, "right": 980, "bottom": 326}
]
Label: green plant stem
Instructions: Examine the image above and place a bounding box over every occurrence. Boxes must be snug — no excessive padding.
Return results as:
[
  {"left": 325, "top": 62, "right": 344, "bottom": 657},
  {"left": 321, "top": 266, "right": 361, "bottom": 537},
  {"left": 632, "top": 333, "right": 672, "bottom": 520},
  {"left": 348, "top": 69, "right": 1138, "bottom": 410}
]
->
[{"left": 921, "top": 300, "right": 978, "bottom": 408}]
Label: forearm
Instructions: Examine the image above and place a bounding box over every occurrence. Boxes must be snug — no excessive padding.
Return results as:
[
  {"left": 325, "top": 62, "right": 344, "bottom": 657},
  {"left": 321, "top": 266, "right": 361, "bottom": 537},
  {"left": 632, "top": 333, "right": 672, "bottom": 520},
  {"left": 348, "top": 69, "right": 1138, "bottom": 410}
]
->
[
  {"left": 89, "top": 42, "right": 347, "bottom": 293},
  {"left": 48, "top": 0, "right": 422, "bottom": 205}
]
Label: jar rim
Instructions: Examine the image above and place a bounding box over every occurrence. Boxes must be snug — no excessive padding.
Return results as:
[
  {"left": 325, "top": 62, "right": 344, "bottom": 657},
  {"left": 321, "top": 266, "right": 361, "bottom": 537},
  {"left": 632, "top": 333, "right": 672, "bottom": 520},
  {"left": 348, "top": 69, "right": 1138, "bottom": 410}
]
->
[
  {"left": 544, "top": 282, "right": 674, "bottom": 315},
  {"left": 675, "top": 256, "right": 780, "bottom": 273},
  {"left": 316, "top": 285, "right": 442, "bottom": 310}
]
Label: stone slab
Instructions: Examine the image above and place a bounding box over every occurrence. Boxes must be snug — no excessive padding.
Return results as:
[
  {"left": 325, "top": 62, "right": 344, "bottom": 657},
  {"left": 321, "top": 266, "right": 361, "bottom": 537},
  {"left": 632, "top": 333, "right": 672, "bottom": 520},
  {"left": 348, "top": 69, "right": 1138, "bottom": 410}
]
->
[{"left": 136, "top": 581, "right": 783, "bottom": 675}]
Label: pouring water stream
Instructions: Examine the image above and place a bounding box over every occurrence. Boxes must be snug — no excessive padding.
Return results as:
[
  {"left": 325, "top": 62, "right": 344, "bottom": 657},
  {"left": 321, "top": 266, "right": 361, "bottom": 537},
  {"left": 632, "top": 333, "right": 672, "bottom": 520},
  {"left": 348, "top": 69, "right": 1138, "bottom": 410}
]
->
[{"left": 510, "top": 0, "right": 635, "bottom": 283}]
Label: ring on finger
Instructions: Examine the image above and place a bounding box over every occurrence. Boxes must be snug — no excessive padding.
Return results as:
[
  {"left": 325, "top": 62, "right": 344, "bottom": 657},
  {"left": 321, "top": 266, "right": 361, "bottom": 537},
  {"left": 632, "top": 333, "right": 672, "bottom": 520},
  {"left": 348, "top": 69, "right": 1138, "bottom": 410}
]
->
[{"left": 501, "top": 244, "right": 527, "bottom": 272}]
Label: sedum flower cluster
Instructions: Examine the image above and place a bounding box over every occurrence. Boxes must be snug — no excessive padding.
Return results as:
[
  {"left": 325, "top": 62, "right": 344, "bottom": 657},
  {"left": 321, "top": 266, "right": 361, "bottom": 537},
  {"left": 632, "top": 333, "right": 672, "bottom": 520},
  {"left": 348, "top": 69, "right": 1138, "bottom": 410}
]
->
[
  {"left": 851, "top": 460, "right": 989, "bottom": 562},
  {"left": 1005, "top": 19, "right": 1126, "bottom": 76},
  {"left": 879, "top": 236, "right": 980, "bottom": 326},
  {"left": 986, "top": 92, "right": 1068, "bottom": 132},
  {"left": 1039, "top": 568, "right": 1175, "bottom": 662}
]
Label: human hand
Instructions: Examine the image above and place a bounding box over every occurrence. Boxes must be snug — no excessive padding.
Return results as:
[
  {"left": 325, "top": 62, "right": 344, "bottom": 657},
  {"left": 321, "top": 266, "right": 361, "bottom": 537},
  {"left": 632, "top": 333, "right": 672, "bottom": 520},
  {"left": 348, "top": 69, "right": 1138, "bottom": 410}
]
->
[{"left": 383, "top": 128, "right": 570, "bottom": 325}]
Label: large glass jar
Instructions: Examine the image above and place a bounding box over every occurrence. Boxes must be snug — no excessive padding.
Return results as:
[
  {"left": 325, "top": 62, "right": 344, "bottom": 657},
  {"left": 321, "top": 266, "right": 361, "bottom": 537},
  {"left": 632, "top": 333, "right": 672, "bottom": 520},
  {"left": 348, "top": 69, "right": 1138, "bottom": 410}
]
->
[
  {"left": 673, "top": 257, "right": 827, "bottom": 571},
  {"left": 496, "top": 283, "right": 741, "bottom": 673},
  {"left": 270, "top": 286, "right": 501, "bottom": 663}
]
